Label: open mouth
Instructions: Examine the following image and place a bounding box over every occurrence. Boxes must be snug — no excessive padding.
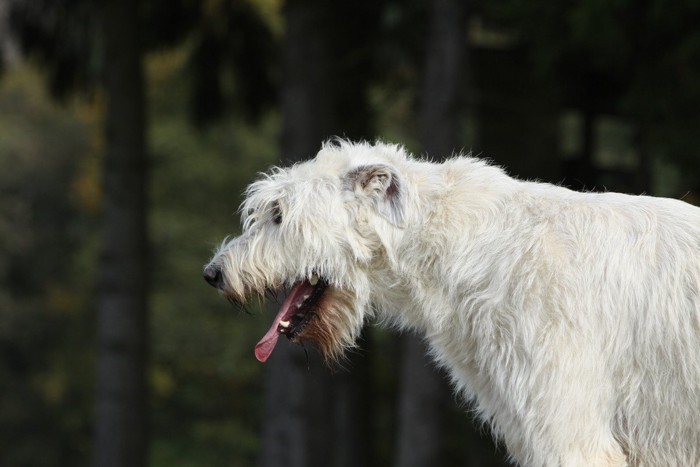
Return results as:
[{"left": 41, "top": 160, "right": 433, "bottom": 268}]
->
[{"left": 255, "top": 273, "right": 328, "bottom": 362}]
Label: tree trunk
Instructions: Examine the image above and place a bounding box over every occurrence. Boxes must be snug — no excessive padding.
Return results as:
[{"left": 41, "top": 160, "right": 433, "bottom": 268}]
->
[
  {"left": 261, "top": 2, "right": 380, "bottom": 465},
  {"left": 420, "top": 0, "right": 469, "bottom": 157},
  {"left": 278, "top": 0, "right": 333, "bottom": 164},
  {"left": 395, "top": 1, "right": 468, "bottom": 466},
  {"left": 260, "top": 2, "right": 334, "bottom": 467},
  {"left": 259, "top": 340, "right": 308, "bottom": 467},
  {"left": 333, "top": 330, "right": 374, "bottom": 467},
  {"left": 394, "top": 335, "right": 448, "bottom": 467},
  {"left": 93, "top": 0, "right": 149, "bottom": 466}
]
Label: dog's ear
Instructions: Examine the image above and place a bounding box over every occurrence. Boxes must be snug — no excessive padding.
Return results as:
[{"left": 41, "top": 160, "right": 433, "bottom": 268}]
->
[{"left": 344, "top": 164, "right": 405, "bottom": 227}]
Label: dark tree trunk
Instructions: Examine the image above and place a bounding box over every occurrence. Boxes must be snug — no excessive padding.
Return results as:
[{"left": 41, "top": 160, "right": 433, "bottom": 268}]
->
[
  {"left": 259, "top": 341, "right": 308, "bottom": 467},
  {"left": 394, "top": 335, "right": 448, "bottom": 467},
  {"left": 261, "top": 1, "right": 381, "bottom": 465},
  {"left": 395, "top": 1, "right": 468, "bottom": 466},
  {"left": 333, "top": 331, "right": 374, "bottom": 467},
  {"left": 260, "top": 2, "right": 334, "bottom": 467},
  {"left": 278, "top": 0, "right": 333, "bottom": 164},
  {"left": 93, "top": 0, "right": 149, "bottom": 466},
  {"left": 420, "top": 0, "right": 469, "bottom": 157}
]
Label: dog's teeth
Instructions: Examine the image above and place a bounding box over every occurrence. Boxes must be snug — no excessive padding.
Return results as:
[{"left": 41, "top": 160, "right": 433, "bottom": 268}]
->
[
  {"left": 296, "top": 302, "right": 303, "bottom": 309},
  {"left": 309, "top": 274, "right": 319, "bottom": 286},
  {"left": 303, "top": 294, "right": 310, "bottom": 300},
  {"left": 279, "top": 320, "right": 290, "bottom": 328}
]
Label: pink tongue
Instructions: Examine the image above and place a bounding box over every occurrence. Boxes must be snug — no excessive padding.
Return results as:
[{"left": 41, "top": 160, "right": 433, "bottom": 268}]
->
[
  {"left": 254, "top": 331, "right": 280, "bottom": 363},
  {"left": 254, "top": 280, "right": 313, "bottom": 362}
]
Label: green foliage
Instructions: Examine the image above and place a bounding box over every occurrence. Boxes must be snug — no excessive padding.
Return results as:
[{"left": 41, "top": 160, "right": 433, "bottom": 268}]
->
[
  {"left": 9, "top": 0, "right": 100, "bottom": 99},
  {"left": 496, "top": 0, "right": 700, "bottom": 182},
  {"left": 0, "top": 64, "right": 99, "bottom": 467}
]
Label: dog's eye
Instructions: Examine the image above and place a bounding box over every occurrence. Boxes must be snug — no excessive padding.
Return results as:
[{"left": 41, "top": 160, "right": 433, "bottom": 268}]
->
[{"left": 271, "top": 202, "right": 282, "bottom": 225}]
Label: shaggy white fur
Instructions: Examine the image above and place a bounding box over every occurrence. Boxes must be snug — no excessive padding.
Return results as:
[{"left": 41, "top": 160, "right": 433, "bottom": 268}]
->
[{"left": 204, "top": 140, "right": 700, "bottom": 466}]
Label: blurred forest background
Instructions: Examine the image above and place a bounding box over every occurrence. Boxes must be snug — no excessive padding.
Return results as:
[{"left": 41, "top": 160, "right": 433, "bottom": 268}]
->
[{"left": 2, "top": 0, "right": 700, "bottom": 466}]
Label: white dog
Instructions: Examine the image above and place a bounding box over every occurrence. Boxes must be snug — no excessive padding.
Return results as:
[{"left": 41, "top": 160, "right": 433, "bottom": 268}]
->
[{"left": 203, "top": 140, "right": 700, "bottom": 466}]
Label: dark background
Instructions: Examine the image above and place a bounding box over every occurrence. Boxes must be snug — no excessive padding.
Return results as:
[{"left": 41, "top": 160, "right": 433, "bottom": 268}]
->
[{"left": 2, "top": 0, "right": 700, "bottom": 466}]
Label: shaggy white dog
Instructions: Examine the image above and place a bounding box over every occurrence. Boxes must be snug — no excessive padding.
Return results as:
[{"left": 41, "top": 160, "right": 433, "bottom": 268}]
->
[{"left": 203, "top": 140, "right": 700, "bottom": 466}]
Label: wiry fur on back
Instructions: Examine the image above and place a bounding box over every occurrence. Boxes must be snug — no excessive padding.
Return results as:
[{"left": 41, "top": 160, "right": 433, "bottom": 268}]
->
[{"left": 206, "top": 140, "right": 700, "bottom": 466}]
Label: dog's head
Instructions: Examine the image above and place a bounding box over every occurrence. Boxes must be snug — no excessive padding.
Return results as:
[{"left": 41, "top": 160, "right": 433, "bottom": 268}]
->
[{"left": 203, "top": 141, "right": 409, "bottom": 363}]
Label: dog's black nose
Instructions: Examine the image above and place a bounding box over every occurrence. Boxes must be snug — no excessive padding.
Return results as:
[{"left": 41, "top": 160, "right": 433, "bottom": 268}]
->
[{"left": 203, "top": 265, "right": 223, "bottom": 288}]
